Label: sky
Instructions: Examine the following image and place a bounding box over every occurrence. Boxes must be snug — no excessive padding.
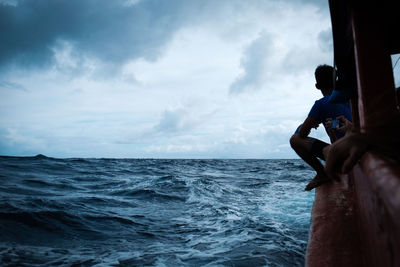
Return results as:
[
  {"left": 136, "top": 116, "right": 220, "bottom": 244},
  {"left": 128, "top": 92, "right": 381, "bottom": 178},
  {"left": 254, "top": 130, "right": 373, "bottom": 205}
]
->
[{"left": 0, "top": 0, "right": 342, "bottom": 158}]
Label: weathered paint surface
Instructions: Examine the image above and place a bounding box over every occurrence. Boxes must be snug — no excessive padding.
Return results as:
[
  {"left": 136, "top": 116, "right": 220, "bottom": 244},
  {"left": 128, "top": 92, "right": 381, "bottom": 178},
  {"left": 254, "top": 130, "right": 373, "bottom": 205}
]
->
[
  {"left": 306, "top": 152, "right": 400, "bottom": 267},
  {"left": 353, "top": 152, "right": 400, "bottom": 267},
  {"left": 305, "top": 175, "right": 364, "bottom": 267}
]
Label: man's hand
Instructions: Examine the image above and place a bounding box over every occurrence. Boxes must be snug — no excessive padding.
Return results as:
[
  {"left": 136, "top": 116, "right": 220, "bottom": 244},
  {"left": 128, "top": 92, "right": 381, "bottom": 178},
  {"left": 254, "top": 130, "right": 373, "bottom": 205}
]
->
[
  {"left": 323, "top": 133, "right": 368, "bottom": 180},
  {"left": 336, "top": 115, "right": 353, "bottom": 134},
  {"left": 325, "top": 117, "right": 338, "bottom": 143}
]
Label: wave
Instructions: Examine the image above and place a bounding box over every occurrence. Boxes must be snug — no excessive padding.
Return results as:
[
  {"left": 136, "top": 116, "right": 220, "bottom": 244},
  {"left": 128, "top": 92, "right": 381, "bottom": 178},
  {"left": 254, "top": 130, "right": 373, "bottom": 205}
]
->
[
  {"left": 108, "top": 188, "right": 187, "bottom": 202},
  {"left": 0, "top": 210, "right": 88, "bottom": 233},
  {"left": 0, "top": 158, "right": 313, "bottom": 266}
]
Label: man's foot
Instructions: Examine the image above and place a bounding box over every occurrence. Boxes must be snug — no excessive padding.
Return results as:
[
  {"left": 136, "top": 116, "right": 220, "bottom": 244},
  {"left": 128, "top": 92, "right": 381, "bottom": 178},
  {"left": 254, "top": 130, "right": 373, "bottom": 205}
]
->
[{"left": 305, "top": 174, "right": 331, "bottom": 191}]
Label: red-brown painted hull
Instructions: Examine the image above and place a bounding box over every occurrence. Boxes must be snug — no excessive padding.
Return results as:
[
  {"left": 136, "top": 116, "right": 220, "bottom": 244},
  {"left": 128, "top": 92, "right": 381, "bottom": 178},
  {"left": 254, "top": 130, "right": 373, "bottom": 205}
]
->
[
  {"left": 307, "top": 1, "right": 400, "bottom": 266},
  {"left": 305, "top": 175, "right": 364, "bottom": 267},
  {"left": 352, "top": 153, "right": 400, "bottom": 267},
  {"left": 306, "top": 152, "right": 400, "bottom": 267}
]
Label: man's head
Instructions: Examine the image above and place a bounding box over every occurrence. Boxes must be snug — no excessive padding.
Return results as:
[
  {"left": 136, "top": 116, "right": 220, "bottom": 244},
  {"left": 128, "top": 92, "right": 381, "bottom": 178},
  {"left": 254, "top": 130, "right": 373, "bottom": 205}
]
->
[{"left": 315, "top": 64, "right": 334, "bottom": 91}]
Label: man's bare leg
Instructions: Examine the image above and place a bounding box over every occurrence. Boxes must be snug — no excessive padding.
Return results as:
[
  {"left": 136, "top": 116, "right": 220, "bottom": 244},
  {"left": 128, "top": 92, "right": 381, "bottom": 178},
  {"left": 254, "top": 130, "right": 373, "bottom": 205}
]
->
[{"left": 290, "top": 134, "right": 331, "bottom": 190}]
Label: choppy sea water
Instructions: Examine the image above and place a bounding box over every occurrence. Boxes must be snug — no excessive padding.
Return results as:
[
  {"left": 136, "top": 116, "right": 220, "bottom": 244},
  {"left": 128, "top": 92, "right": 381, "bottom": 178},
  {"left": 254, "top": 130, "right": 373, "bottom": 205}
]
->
[{"left": 0, "top": 156, "right": 315, "bottom": 267}]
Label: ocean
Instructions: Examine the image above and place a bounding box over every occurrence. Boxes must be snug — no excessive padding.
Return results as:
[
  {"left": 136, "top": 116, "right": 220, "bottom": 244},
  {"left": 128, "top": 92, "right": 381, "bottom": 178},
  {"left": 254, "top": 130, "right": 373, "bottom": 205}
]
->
[{"left": 0, "top": 156, "right": 315, "bottom": 267}]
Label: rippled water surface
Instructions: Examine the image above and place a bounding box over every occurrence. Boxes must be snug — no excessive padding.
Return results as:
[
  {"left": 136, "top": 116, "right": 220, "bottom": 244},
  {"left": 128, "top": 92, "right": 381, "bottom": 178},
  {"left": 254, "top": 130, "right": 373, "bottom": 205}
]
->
[{"left": 0, "top": 156, "right": 314, "bottom": 266}]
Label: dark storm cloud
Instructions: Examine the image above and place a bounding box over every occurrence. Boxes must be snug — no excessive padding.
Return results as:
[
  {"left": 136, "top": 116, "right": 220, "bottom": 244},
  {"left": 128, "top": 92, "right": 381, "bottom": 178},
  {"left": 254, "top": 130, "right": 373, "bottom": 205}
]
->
[
  {"left": 0, "top": 0, "right": 329, "bottom": 73},
  {"left": 0, "top": 0, "right": 191, "bottom": 71}
]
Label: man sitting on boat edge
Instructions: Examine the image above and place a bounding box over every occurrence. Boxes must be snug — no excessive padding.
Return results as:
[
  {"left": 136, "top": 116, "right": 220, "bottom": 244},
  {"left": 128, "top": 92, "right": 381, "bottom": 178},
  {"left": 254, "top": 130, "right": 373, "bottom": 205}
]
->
[{"left": 290, "top": 64, "right": 352, "bottom": 191}]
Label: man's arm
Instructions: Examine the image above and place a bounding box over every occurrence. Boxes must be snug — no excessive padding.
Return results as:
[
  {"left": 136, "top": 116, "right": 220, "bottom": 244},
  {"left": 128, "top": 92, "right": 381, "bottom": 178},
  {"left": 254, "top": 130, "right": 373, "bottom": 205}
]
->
[
  {"left": 297, "top": 116, "right": 320, "bottom": 138},
  {"left": 324, "top": 113, "right": 400, "bottom": 180}
]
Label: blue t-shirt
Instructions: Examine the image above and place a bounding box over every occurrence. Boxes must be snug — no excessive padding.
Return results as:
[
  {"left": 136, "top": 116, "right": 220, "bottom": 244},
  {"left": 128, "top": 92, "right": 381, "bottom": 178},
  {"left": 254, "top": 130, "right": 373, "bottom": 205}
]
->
[{"left": 308, "top": 94, "right": 352, "bottom": 139}]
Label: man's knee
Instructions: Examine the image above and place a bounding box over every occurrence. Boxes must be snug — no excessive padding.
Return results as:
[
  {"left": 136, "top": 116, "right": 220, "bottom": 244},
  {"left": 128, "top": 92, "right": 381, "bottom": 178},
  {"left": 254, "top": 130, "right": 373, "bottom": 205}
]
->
[
  {"left": 290, "top": 134, "right": 314, "bottom": 153},
  {"left": 290, "top": 134, "right": 301, "bottom": 149}
]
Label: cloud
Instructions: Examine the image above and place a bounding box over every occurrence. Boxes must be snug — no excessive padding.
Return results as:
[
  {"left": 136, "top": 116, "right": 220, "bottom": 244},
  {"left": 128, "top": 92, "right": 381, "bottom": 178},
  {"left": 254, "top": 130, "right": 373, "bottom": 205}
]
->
[
  {"left": 0, "top": 0, "right": 191, "bottom": 73},
  {"left": 282, "top": 47, "right": 328, "bottom": 74},
  {"left": 229, "top": 31, "right": 273, "bottom": 94},
  {"left": 0, "top": 0, "right": 328, "bottom": 74},
  {"left": 155, "top": 107, "right": 188, "bottom": 133},
  {"left": 154, "top": 100, "right": 217, "bottom": 134},
  {"left": 227, "top": 2, "right": 332, "bottom": 96},
  {"left": 0, "top": 0, "right": 334, "bottom": 158},
  {"left": 0, "top": 0, "right": 17, "bottom": 6},
  {"left": 317, "top": 28, "right": 333, "bottom": 53},
  {"left": 0, "top": 80, "right": 26, "bottom": 91},
  {"left": 0, "top": 0, "right": 331, "bottom": 80},
  {"left": 280, "top": 0, "right": 331, "bottom": 10}
]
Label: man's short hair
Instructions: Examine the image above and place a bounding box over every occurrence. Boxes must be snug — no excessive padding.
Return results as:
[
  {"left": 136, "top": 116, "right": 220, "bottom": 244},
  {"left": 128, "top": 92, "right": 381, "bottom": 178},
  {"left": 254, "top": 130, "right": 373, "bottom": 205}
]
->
[{"left": 315, "top": 64, "right": 334, "bottom": 90}]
